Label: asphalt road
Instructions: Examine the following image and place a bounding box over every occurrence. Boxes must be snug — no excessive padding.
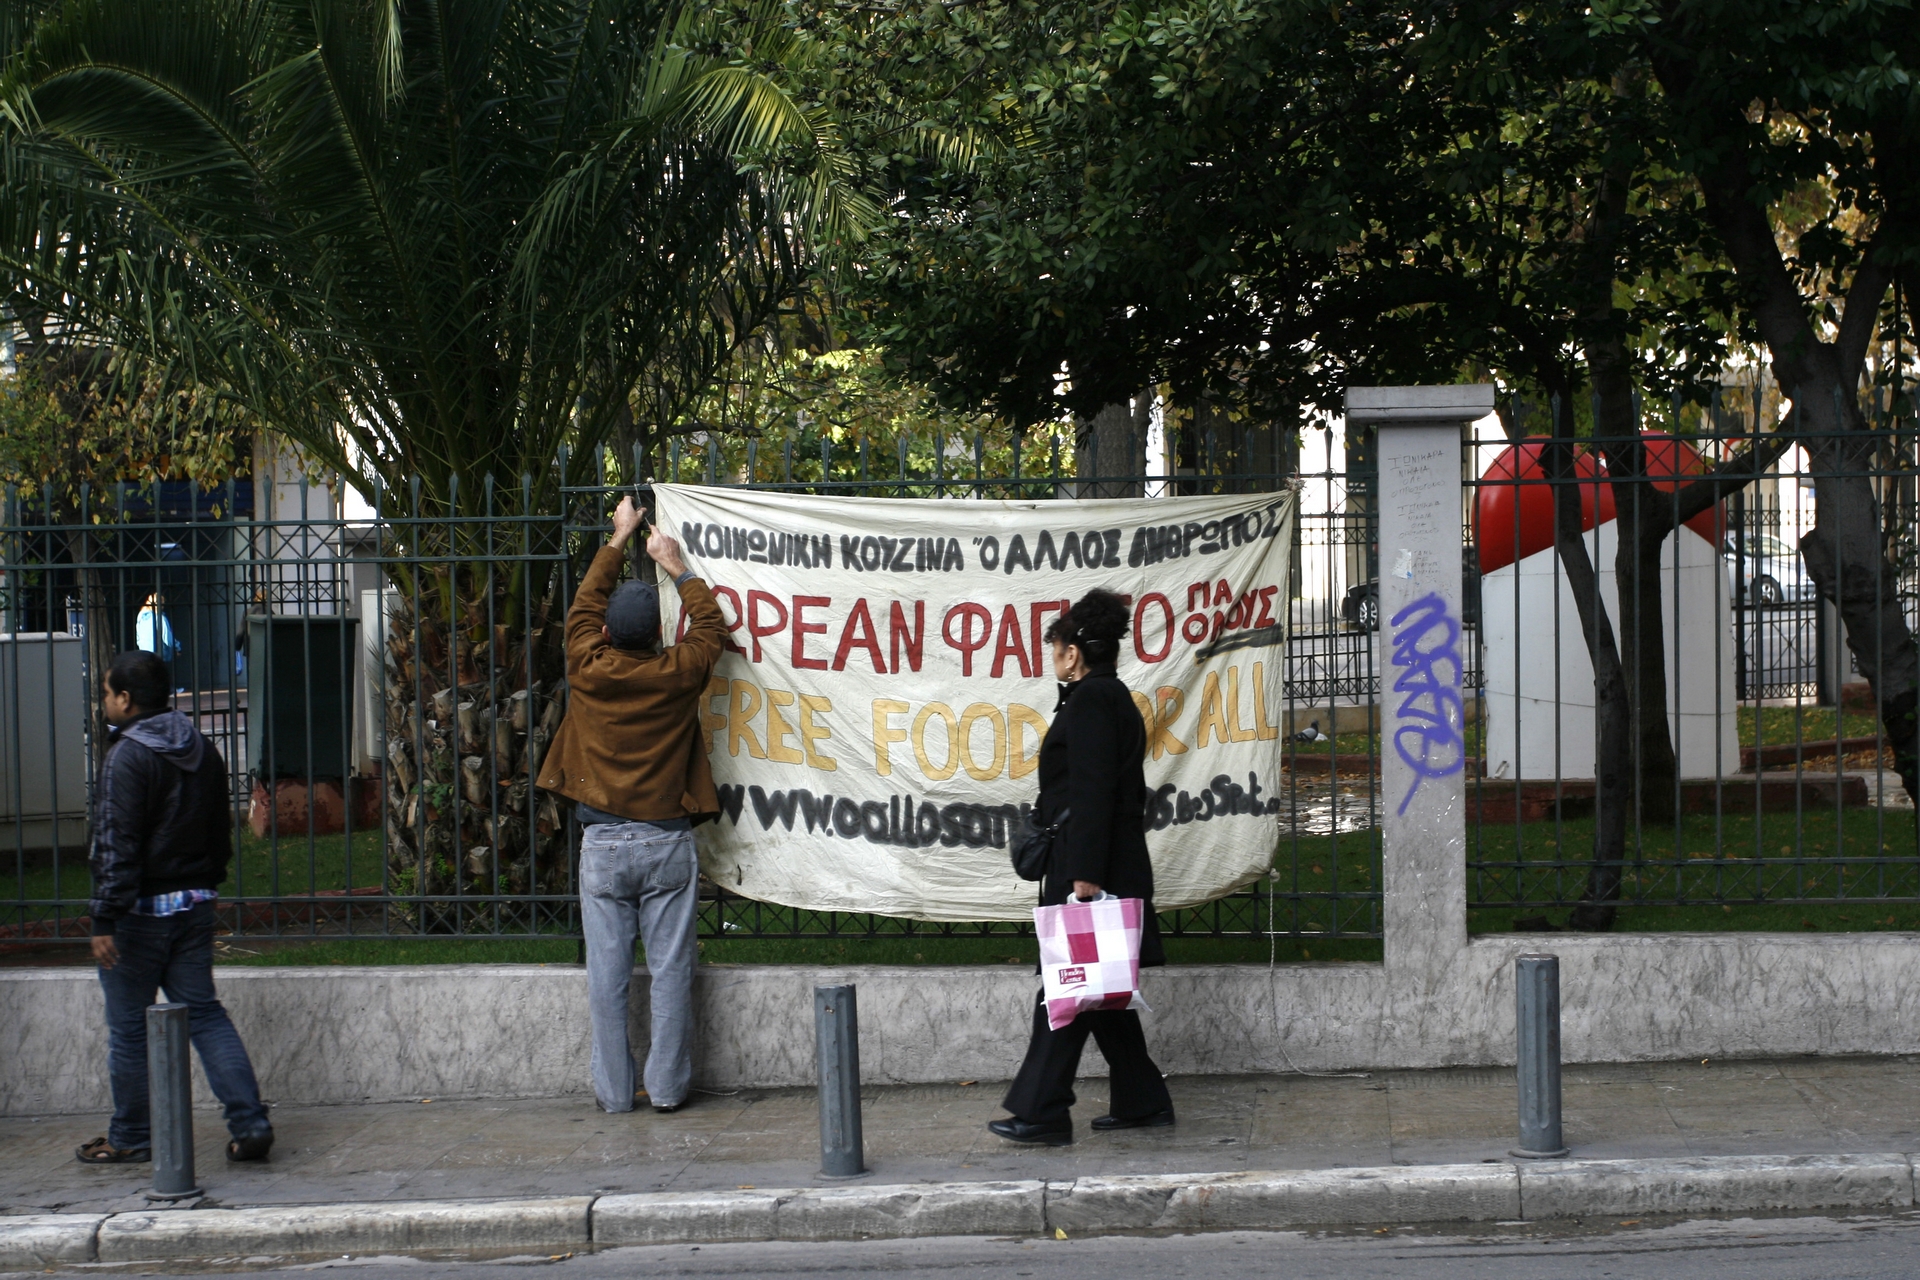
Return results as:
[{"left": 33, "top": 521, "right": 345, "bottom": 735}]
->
[{"left": 38, "top": 1213, "right": 1920, "bottom": 1280}]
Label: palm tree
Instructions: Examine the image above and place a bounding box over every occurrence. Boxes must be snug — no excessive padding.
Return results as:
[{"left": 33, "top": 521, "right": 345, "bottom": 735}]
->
[{"left": 0, "top": 0, "right": 862, "bottom": 923}]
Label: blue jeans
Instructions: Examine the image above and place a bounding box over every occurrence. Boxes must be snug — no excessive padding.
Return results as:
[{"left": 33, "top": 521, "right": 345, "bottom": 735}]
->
[
  {"left": 579, "top": 823, "right": 700, "bottom": 1111},
  {"left": 98, "top": 901, "right": 270, "bottom": 1149}
]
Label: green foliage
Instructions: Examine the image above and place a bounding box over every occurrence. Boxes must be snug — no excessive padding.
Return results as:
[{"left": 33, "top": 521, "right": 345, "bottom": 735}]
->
[
  {"left": 816, "top": 0, "right": 1361, "bottom": 423},
  {"left": 810, "top": 0, "right": 1761, "bottom": 429},
  {"left": 0, "top": 354, "right": 247, "bottom": 516},
  {"left": 648, "top": 326, "right": 1061, "bottom": 489},
  {"left": 0, "top": 0, "right": 862, "bottom": 519}
]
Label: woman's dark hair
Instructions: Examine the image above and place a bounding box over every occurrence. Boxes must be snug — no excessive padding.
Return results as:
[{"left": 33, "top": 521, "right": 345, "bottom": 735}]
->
[
  {"left": 106, "top": 650, "right": 172, "bottom": 712},
  {"left": 1044, "top": 588, "right": 1130, "bottom": 666}
]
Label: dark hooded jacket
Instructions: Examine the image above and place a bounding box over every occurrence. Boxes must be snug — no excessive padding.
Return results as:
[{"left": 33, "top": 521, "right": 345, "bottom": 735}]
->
[{"left": 89, "top": 708, "right": 233, "bottom": 935}]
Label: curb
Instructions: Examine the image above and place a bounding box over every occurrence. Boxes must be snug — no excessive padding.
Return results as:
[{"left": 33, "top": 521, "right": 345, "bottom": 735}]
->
[
  {"left": 5, "top": 1153, "right": 1916, "bottom": 1265},
  {"left": 94, "top": 1198, "right": 594, "bottom": 1263}
]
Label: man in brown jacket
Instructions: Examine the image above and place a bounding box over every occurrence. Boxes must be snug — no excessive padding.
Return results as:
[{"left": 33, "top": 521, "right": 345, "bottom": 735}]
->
[{"left": 538, "top": 496, "right": 725, "bottom": 1113}]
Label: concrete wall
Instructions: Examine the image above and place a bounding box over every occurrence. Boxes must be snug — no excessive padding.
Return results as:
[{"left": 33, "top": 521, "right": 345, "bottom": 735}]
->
[{"left": 8, "top": 931, "right": 1920, "bottom": 1117}]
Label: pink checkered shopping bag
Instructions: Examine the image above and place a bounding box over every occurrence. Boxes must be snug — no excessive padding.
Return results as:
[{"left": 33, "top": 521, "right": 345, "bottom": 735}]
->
[{"left": 1034, "top": 894, "right": 1149, "bottom": 1030}]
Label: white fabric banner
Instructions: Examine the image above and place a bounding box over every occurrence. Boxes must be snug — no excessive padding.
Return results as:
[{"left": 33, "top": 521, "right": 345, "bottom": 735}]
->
[{"left": 652, "top": 483, "right": 1296, "bottom": 922}]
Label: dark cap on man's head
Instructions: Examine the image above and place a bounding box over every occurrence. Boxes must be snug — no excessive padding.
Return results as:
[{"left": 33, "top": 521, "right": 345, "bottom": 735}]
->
[{"left": 605, "top": 580, "right": 662, "bottom": 650}]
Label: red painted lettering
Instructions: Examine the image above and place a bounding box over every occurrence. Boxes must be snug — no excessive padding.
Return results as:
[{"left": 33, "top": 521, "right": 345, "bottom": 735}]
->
[
  {"left": 990, "top": 604, "right": 1031, "bottom": 678},
  {"left": 745, "top": 590, "right": 788, "bottom": 663},
  {"left": 832, "top": 598, "right": 887, "bottom": 673},
  {"left": 711, "top": 585, "right": 746, "bottom": 654},
  {"left": 941, "top": 603, "right": 993, "bottom": 677},
  {"left": 791, "top": 595, "right": 830, "bottom": 670},
  {"left": 889, "top": 601, "right": 925, "bottom": 673},
  {"left": 1030, "top": 599, "right": 1068, "bottom": 675},
  {"left": 1134, "top": 593, "right": 1174, "bottom": 663}
]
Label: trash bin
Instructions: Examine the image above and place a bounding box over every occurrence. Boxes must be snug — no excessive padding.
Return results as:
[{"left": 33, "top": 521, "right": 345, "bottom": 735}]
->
[{"left": 245, "top": 614, "right": 358, "bottom": 779}]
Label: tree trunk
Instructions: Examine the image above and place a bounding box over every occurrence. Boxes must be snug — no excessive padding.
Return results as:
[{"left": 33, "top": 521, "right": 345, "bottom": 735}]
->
[
  {"left": 377, "top": 553, "right": 569, "bottom": 933},
  {"left": 1650, "top": 61, "right": 1920, "bottom": 804},
  {"left": 1534, "top": 392, "right": 1634, "bottom": 932},
  {"left": 1075, "top": 396, "right": 1148, "bottom": 498},
  {"left": 1580, "top": 150, "right": 1683, "bottom": 832},
  {"left": 1594, "top": 415, "right": 1682, "bottom": 829},
  {"left": 1796, "top": 394, "right": 1920, "bottom": 805}
]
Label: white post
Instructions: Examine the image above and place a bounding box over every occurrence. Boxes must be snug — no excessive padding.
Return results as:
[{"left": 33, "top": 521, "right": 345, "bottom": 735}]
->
[{"left": 1346, "top": 386, "right": 1492, "bottom": 1040}]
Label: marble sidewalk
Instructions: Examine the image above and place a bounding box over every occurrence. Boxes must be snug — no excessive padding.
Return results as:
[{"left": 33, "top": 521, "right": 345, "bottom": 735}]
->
[{"left": 6, "top": 1055, "right": 1920, "bottom": 1217}]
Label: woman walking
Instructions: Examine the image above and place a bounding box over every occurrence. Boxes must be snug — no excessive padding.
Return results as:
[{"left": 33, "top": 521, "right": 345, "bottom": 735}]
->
[{"left": 989, "top": 589, "right": 1174, "bottom": 1146}]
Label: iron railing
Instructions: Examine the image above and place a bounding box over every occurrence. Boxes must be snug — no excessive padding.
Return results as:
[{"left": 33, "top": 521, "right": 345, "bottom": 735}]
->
[
  {"left": 8, "top": 392, "right": 1917, "bottom": 948},
  {"left": 1462, "top": 394, "right": 1920, "bottom": 925},
  {"left": 3, "top": 425, "right": 1383, "bottom": 946}
]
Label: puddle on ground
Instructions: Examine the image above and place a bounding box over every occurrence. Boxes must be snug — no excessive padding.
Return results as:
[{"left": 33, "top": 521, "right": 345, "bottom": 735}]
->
[{"left": 1272, "top": 778, "right": 1379, "bottom": 838}]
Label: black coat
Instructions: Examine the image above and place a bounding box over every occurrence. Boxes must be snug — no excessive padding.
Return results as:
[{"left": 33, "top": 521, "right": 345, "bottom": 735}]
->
[
  {"left": 1034, "top": 664, "right": 1164, "bottom": 967},
  {"left": 89, "top": 709, "right": 233, "bottom": 936}
]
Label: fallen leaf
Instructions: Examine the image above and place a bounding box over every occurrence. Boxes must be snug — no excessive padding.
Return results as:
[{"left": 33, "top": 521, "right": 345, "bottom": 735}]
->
[
  {"left": 1616, "top": 1220, "right": 1641, "bottom": 1227},
  {"left": 420, "top": 1098, "right": 433, "bottom": 1104},
  {"left": 737, "top": 1184, "right": 755, "bottom": 1190},
  {"left": 548, "top": 1253, "right": 573, "bottom": 1262},
  {"left": 1054, "top": 1228, "right": 1068, "bottom": 1241},
  {"left": 959, "top": 1080, "right": 978, "bottom": 1087}
]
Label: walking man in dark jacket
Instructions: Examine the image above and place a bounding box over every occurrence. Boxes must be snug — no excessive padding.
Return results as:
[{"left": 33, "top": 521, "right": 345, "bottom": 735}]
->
[{"left": 77, "top": 651, "right": 273, "bottom": 1165}]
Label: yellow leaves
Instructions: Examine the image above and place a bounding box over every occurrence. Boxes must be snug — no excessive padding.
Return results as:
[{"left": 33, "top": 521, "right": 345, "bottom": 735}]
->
[{"left": 0, "top": 359, "right": 249, "bottom": 511}]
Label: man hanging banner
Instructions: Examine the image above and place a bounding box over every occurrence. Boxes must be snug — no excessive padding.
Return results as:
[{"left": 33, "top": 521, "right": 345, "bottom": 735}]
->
[{"left": 651, "top": 483, "right": 1297, "bottom": 922}]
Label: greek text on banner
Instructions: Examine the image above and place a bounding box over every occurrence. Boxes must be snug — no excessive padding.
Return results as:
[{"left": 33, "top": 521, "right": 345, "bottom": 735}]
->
[{"left": 652, "top": 483, "right": 1297, "bottom": 922}]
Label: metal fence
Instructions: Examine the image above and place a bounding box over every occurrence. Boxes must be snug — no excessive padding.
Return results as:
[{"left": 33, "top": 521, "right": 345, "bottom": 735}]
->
[
  {"left": 1460, "top": 400, "right": 1920, "bottom": 925},
  {"left": 2, "top": 424, "right": 1385, "bottom": 947},
  {"left": 6, "top": 395, "right": 1917, "bottom": 950}
]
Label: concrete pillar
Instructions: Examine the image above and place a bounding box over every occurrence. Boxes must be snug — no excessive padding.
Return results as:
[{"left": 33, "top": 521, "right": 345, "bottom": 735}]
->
[{"left": 1346, "top": 385, "right": 1493, "bottom": 1047}]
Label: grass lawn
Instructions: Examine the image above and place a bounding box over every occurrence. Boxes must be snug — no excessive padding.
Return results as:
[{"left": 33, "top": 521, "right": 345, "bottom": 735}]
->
[
  {"left": 1741, "top": 705, "right": 1882, "bottom": 746},
  {"left": 8, "top": 828, "right": 387, "bottom": 906},
  {"left": 1277, "top": 706, "right": 1887, "bottom": 761},
  {"left": 1468, "top": 806, "right": 1920, "bottom": 933},
  {"left": 208, "top": 931, "right": 1387, "bottom": 967},
  {"left": 13, "top": 776, "right": 1918, "bottom": 965},
  {"left": 11, "top": 825, "right": 1388, "bottom": 967}
]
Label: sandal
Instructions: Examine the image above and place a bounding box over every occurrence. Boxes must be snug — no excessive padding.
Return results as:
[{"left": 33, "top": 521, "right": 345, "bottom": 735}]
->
[
  {"left": 227, "top": 1130, "right": 275, "bottom": 1163},
  {"left": 76, "top": 1136, "right": 150, "bottom": 1165}
]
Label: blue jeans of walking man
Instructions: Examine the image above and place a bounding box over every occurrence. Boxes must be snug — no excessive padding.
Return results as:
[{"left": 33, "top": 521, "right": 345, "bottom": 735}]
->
[
  {"left": 100, "top": 901, "right": 270, "bottom": 1150},
  {"left": 581, "top": 821, "right": 700, "bottom": 1112}
]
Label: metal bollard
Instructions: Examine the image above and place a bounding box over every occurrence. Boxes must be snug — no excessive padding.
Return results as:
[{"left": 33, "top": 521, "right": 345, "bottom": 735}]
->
[
  {"left": 1510, "top": 953, "right": 1569, "bottom": 1159},
  {"left": 147, "top": 1003, "right": 202, "bottom": 1200},
  {"left": 814, "top": 984, "right": 868, "bottom": 1179}
]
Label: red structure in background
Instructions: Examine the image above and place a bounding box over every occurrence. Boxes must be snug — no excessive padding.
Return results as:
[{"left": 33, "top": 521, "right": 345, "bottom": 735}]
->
[{"left": 1474, "top": 433, "right": 1724, "bottom": 574}]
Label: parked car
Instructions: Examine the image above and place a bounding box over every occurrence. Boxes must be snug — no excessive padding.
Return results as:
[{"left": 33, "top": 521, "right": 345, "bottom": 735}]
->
[
  {"left": 1343, "top": 548, "right": 1481, "bottom": 631},
  {"left": 1724, "top": 532, "right": 1815, "bottom": 605}
]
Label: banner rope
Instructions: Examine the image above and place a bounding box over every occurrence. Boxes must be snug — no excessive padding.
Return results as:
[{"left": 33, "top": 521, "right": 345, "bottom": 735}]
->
[{"left": 1267, "top": 866, "right": 1369, "bottom": 1079}]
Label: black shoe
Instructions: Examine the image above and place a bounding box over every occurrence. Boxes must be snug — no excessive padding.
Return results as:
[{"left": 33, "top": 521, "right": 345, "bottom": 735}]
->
[
  {"left": 987, "top": 1117, "right": 1072, "bottom": 1146},
  {"left": 1091, "top": 1109, "right": 1176, "bottom": 1131},
  {"left": 653, "top": 1102, "right": 684, "bottom": 1114},
  {"left": 226, "top": 1129, "right": 274, "bottom": 1162}
]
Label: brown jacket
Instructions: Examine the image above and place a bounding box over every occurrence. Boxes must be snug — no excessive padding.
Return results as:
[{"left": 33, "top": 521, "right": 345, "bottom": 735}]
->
[{"left": 536, "top": 545, "right": 727, "bottom": 822}]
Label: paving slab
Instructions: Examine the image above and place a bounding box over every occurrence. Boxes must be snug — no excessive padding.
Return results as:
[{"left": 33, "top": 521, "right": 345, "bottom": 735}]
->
[{"left": 7, "top": 1056, "right": 1920, "bottom": 1215}]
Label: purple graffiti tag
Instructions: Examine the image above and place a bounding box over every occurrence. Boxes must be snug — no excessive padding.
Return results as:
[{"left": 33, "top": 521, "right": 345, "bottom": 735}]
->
[{"left": 1388, "top": 591, "right": 1465, "bottom": 815}]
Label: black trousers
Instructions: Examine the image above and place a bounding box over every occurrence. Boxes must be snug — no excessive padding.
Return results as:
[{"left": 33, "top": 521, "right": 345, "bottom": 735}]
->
[{"left": 1002, "top": 991, "right": 1172, "bottom": 1124}]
